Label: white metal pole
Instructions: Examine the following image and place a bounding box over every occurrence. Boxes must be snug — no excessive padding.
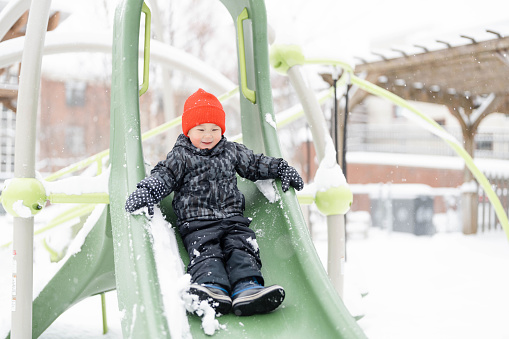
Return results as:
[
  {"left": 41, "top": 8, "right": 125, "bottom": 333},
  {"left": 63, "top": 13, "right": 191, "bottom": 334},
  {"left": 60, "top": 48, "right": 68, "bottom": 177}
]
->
[
  {"left": 286, "top": 65, "right": 345, "bottom": 298},
  {"left": 287, "top": 66, "right": 327, "bottom": 161},
  {"left": 327, "top": 214, "right": 345, "bottom": 297},
  {"left": 11, "top": 1, "right": 52, "bottom": 338}
]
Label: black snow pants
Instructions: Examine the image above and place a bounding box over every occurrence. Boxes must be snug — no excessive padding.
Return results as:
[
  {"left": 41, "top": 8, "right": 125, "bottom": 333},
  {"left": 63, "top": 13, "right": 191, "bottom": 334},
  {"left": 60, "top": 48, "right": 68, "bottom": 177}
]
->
[{"left": 179, "top": 215, "right": 263, "bottom": 291}]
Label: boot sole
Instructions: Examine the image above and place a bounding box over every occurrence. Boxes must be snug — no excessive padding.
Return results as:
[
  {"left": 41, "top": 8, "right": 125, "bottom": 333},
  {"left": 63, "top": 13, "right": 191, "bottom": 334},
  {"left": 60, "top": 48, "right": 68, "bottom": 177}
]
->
[
  {"left": 189, "top": 284, "right": 232, "bottom": 315},
  {"left": 232, "top": 285, "right": 285, "bottom": 316}
]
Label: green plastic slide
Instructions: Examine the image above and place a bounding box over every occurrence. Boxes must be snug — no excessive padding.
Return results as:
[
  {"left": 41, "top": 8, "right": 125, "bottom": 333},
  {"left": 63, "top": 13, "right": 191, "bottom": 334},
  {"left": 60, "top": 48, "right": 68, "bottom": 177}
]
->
[
  {"left": 109, "top": 0, "right": 364, "bottom": 337},
  {"left": 15, "top": 0, "right": 365, "bottom": 338}
]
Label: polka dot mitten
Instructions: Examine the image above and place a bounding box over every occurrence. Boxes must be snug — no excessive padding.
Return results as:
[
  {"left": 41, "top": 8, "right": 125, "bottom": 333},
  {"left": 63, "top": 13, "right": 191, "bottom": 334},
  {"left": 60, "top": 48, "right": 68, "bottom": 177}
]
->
[
  {"left": 125, "top": 177, "right": 168, "bottom": 216},
  {"left": 277, "top": 160, "right": 304, "bottom": 192}
]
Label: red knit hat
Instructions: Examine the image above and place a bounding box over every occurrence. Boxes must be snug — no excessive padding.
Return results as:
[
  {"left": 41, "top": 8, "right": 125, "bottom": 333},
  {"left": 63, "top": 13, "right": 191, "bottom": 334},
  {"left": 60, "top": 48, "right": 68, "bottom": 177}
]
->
[{"left": 182, "top": 88, "right": 226, "bottom": 136}]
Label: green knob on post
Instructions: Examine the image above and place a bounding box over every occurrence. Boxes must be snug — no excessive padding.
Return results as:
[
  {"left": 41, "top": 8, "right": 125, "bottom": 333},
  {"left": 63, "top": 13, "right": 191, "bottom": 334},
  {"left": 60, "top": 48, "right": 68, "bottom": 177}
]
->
[
  {"left": 1, "top": 178, "right": 47, "bottom": 218},
  {"left": 269, "top": 44, "right": 305, "bottom": 75},
  {"left": 315, "top": 185, "right": 353, "bottom": 216}
]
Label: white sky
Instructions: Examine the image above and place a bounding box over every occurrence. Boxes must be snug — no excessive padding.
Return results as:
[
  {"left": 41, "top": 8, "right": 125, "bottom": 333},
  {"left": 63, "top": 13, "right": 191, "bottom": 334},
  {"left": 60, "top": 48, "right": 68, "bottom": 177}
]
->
[
  {"left": 265, "top": 0, "right": 509, "bottom": 63},
  {"left": 41, "top": 0, "right": 509, "bottom": 79},
  {"left": 50, "top": 0, "right": 509, "bottom": 57}
]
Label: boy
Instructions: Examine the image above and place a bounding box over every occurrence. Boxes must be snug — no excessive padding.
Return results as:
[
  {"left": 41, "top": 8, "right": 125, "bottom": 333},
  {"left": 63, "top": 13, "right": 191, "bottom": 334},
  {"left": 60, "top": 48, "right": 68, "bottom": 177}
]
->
[{"left": 125, "top": 88, "right": 304, "bottom": 316}]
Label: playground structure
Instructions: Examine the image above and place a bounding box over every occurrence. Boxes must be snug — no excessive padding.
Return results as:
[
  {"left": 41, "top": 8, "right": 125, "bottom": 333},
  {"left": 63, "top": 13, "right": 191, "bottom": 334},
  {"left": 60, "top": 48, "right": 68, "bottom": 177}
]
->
[
  {"left": 1, "top": 0, "right": 509, "bottom": 338},
  {"left": 0, "top": 0, "right": 361, "bottom": 338}
]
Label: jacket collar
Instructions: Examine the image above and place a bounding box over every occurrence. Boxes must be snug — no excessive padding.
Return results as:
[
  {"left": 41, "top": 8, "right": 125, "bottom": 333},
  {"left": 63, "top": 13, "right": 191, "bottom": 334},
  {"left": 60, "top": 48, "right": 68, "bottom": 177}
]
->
[{"left": 176, "top": 133, "right": 226, "bottom": 156}]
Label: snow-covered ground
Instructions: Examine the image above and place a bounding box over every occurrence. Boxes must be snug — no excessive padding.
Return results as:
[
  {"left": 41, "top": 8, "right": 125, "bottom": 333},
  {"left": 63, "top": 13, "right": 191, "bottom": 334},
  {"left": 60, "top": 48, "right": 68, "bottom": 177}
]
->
[
  {"left": 1, "top": 207, "right": 508, "bottom": 339},
  {"left": 333, "top": 225, "right": 509, "bottom": 339}
]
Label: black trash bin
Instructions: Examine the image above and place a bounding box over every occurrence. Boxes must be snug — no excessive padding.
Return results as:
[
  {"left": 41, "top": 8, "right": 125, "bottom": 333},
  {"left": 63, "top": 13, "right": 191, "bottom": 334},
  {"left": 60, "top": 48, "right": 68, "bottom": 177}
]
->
[
  {"left": 370, "top": 184, "right": 435, "bottom": 236},
  {"left": 392, "top": 196, "right": 435, "bottom": 235}
]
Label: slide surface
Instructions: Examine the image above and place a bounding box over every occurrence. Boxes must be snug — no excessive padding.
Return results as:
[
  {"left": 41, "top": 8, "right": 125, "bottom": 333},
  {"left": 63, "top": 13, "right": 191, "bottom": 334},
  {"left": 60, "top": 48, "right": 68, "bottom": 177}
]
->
[{"left": 161, "top": 178, "right": 365, "bottom": 338}]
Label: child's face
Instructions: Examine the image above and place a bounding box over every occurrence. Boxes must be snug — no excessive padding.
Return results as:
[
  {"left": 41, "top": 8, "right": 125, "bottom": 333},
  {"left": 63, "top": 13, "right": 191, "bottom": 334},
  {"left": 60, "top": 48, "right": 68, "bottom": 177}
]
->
[{"left": 187, "top": 123, "right": 222, "bottom": 150}]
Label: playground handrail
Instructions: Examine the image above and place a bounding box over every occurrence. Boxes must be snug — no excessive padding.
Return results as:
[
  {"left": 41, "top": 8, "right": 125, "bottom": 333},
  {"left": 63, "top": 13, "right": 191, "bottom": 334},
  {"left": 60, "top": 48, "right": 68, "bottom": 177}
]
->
[
  {"left": 237, "top": 8, "right": 256, "bottom": 103},
  {"left": 139, "top": 3, "right": 151, "bottom": 96}
]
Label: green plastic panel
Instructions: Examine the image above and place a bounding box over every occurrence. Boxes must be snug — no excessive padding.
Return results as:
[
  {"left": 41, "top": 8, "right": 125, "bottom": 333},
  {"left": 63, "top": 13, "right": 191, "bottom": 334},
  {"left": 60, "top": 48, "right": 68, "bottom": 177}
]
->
[
  {"left": 26, "top": 206, "right": 115, "bottom": 338},
  {"left": 109, "top": 0, "right": 170, "bottom": 337}
]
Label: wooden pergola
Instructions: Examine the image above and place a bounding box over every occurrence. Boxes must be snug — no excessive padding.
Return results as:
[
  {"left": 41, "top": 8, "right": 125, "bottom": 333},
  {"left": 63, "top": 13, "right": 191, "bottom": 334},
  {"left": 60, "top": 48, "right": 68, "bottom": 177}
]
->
[
  {"left": 344, "top": 33, "right": 509, "bottom": 234},
  {"left": 354, "top": 34, "right": 509, "bottom": 118}
]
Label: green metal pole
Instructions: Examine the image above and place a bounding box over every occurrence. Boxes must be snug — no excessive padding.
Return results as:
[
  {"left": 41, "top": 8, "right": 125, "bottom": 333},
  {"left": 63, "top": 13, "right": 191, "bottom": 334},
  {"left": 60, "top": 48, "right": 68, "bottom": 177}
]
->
[
  {"left": 101, "top": 293, "right": 108, "bottom": 334},
  {"left": 11, "top": 0, "right": 52, "bottom": 338}
]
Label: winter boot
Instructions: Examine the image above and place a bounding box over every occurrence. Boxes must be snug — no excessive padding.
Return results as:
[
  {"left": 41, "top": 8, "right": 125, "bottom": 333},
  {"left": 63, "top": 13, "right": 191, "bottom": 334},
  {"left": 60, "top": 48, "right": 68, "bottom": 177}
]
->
[
  {"left": 231, "top": 278, "right": 285, "bottom": 316},
  {"left": 188, "top": 283, "right": 232, "bottom": 315}
]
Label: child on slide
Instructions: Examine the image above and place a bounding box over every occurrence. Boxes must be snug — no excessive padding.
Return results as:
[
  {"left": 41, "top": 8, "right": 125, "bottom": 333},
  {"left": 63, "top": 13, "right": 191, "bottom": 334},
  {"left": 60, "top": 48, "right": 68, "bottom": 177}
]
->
[{"left": 125, "top": 88, "right": 304, "bottom": 316}]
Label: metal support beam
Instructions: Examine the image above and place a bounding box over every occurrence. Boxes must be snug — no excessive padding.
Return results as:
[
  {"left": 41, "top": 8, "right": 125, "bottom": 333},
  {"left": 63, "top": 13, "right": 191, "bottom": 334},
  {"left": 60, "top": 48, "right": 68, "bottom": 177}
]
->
[
  {"left": 287, "top": 64, "right": 345, "bottom": 298},
  {"left": 11, "top": 0, "right": 52, "bottom": 338}
]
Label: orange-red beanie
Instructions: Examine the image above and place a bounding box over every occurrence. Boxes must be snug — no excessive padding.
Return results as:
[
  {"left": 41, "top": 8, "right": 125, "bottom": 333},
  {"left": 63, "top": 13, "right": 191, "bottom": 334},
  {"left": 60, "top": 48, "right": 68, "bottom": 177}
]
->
[{"left": 181, "top": 88, "right": 226, "bottom": 136}]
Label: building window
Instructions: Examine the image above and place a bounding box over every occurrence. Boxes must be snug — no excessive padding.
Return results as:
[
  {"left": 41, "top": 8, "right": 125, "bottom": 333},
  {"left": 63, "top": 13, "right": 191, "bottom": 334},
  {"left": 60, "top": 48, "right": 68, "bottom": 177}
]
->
[
  {"left": 65, "top": 81, "right": 87, "bottom": 107},
  {"left": 65, "top": 126, "right": 85, "bottom": 155},
  {"left": 476, "top": 136, "right": 493, "bottom": 151}
]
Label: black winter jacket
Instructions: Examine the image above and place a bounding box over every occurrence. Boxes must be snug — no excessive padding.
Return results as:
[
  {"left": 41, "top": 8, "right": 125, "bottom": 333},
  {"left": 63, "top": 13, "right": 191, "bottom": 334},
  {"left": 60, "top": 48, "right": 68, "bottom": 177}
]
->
[{"left": 151, "top": 134, "right": 281, "bottom": 225}]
